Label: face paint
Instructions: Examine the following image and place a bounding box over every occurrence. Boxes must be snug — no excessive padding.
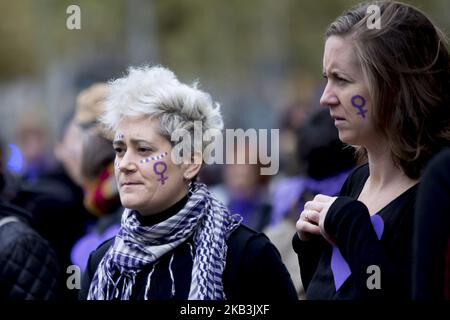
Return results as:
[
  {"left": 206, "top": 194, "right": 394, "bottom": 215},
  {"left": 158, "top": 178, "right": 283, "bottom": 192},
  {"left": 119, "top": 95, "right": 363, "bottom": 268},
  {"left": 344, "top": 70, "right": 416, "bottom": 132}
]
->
[
  {"left": 138, "top": 152, "right": 169, "bottom": 185},
  {"left": 153, "top": 161, "right": 168, "bottom": 185},
  {"left": 116, "top": 133, "right": 124, "bottom": 141},
  {"left": 115, "top": 159, "right": 120, "bottom": 169},
  {"left": 351, "top": 95, "right": 367, "bottom": 118},
  {"left": 139, "top": 151, "right": 168, "bottom": 164}
]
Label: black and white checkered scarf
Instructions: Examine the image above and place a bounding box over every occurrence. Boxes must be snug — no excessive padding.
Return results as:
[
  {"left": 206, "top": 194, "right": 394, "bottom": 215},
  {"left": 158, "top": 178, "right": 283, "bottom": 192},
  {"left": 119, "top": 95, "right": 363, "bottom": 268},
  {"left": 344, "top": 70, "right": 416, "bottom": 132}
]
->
[{"left": 87, "top": 182, "right": 242, "bottom": 300}]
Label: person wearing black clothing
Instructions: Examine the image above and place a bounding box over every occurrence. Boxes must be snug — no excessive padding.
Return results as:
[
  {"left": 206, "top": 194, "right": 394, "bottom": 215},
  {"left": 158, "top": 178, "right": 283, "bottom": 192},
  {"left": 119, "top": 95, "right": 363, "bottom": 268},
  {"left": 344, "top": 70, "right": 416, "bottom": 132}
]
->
[
  {"left": 0, "top": 137, "right": 63, "bottom": 300},
  {"left": 0, "top": 198, "right": 61, "bottom": 299},
  {"left": 413, "top": 149, "right": 450, "bottom": 300},
  {"left": 80, "top": 65, "right": 297, "bottom": 300},
  {"left": 9, "top": 112, "right": 93, "bottom": 300},
  {"left": 11, "top": 167, "right": 92, "bottom": 272},
  {"left": 293, "top": 1, "right": 450, "bottom": 299}
]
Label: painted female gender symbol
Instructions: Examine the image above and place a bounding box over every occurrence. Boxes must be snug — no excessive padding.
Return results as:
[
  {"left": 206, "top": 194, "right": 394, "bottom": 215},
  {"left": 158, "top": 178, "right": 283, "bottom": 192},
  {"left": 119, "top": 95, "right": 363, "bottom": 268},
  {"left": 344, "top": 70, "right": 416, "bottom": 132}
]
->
[
  {"left": 351, "top": 95, "right": 367, "bottom": 118},
  {"left": 153, "top": 161, "right": 168, "bottom": 185}
]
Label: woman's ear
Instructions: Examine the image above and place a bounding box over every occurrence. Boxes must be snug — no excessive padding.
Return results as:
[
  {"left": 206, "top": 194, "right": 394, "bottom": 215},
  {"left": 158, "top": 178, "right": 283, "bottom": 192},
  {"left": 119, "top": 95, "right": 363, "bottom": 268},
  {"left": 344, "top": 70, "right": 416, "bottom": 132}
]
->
[{"left": 182, "top": 151, "right": 202, "bottom": 179}]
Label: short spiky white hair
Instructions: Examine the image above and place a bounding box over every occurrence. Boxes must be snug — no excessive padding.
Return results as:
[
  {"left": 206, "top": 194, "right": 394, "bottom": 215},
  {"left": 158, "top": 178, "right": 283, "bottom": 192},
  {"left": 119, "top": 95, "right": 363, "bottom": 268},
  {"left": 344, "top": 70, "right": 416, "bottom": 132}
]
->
[{"left": 101, "top": 65, "right": 224, "bottom": 161}]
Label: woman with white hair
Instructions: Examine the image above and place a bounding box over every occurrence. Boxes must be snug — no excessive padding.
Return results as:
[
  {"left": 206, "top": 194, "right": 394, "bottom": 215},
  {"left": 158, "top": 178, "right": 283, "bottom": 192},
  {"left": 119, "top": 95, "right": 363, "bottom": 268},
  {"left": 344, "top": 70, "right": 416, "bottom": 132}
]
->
[{"left": 79, "top": 65, "right": 297, "bottom": 300}]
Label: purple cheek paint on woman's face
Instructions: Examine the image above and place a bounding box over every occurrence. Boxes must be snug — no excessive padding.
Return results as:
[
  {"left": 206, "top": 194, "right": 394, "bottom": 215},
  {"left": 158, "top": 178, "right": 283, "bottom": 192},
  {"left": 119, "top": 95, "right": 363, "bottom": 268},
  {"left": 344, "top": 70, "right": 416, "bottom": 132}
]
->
[
  {"left": 351, "top": 95, "right": 367, "bottom": 118},
  {"left": 138, "top": 152, "right": 169, "bottom": 185},
  {"left": 139, "top": 151, "right": 168, "bottom": 164}
]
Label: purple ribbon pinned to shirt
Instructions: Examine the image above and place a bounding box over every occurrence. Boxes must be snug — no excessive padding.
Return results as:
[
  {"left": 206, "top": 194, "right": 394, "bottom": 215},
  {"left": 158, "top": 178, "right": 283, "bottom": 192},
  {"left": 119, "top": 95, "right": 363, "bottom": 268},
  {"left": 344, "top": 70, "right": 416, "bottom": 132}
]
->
[{"left": 330, "top": 214, "right": 384, "bottom": 291}]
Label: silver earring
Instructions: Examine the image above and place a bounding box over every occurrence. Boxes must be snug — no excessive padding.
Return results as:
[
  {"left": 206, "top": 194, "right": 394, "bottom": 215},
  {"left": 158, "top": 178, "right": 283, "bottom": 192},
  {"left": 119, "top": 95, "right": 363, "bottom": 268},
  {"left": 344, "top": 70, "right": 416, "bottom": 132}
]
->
[{"left": 187, "top": 181, "right": 194, "bottom": 197}]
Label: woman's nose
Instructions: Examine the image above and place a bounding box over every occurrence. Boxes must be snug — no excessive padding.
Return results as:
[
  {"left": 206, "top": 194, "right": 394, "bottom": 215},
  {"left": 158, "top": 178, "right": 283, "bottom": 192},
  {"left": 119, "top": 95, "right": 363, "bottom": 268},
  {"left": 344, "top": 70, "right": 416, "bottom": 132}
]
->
[{"left": 118, "top": 151, "right": 137, "bottom": 172}]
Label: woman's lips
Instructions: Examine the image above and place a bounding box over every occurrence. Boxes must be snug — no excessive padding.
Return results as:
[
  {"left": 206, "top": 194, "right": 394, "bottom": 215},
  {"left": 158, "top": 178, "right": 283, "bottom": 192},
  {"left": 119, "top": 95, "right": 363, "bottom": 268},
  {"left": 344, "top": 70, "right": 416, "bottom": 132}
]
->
[
  {"left": 332, "top": 116, "right": 347, "bottom": 126},
  {"left": 330, "top": 112, "right": 346, "bottom": 121},
  {"left": 331, "top": 114, "right": 346, "bottom": 121}
]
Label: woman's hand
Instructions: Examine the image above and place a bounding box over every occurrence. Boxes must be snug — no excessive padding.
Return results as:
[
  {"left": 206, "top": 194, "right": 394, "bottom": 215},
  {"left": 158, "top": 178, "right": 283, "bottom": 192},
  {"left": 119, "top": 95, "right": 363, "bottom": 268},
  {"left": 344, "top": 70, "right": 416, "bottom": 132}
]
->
[{"left": 296, "top": 194, "right": 337, "bottom": 244}]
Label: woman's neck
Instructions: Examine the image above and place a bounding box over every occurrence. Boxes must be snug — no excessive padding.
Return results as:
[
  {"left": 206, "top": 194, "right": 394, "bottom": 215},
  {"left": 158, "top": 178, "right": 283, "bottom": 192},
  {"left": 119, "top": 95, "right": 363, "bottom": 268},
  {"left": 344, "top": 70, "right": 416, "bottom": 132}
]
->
[
  {"left": 356, "top": 141, "right": 419, "bottom": 215},
  {"left": 365, "top": 141, "right": 418, "bottom": 191}
]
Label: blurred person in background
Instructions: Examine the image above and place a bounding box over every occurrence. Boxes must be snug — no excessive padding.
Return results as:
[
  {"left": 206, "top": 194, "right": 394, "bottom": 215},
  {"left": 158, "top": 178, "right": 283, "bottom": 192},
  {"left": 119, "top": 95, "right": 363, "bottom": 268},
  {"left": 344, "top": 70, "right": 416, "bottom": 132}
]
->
[
  {"left": 413, "top": 149, "right": 450, "bottom": 300},
  {"left": 265, "top": 108, "right": 355, "bottom": 298},
  {"left": 16, "top": 112, "right": 56, "bottom": 182},
  {"left": 10, "top": 110, "right": 92, "bottom": 300},
  {"left": 54, "top": 115, "right": 84, "bottom": 187},
  {"left": 211, "top": 143, "right": 272, "bottom": 232},
  {"left": 278, "top": 101, "right": 312, "bottom": 177},
  {"left": 0, "top": 136, "right": 61, "bottom": 299}
]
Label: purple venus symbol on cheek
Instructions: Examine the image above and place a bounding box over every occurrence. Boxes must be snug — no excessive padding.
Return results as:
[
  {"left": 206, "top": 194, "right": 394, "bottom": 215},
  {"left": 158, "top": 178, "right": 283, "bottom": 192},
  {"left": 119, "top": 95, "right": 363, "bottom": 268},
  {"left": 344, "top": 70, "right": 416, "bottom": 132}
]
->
[
  {"left": 351, "top": 95, "right": 367, "bottom": 118},
  {"left": 153, "top": 161, "right": 168, "bottom": 185}
]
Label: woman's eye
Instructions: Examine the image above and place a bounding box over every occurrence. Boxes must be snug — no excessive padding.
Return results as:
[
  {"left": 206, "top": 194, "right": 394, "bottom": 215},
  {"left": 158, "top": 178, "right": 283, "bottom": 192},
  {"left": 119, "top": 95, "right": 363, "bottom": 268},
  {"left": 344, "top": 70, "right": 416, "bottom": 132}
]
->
[{"left": 336, "top": 77, "right": 348, "bottom": 85}]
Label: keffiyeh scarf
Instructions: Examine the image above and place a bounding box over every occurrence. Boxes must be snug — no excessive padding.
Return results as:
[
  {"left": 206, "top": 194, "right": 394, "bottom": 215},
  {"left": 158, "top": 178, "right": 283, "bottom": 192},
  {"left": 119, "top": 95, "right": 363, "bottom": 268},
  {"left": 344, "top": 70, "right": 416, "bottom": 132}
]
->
[{"left": 87, "top": 182, "right": 242, "bottom": 300}]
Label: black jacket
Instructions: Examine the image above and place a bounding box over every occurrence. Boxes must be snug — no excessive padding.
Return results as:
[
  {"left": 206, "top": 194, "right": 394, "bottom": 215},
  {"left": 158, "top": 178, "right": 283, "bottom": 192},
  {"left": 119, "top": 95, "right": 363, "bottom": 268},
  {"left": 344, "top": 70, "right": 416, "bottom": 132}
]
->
[
  {"left": 79, "top": 225, "right": 298, "bottom": 301},
  {"left": 0, "top": 199, "right": 61, "bottom": 299},
  {"left": 11, "top": 168, "right": 93, "bottom": 270}
]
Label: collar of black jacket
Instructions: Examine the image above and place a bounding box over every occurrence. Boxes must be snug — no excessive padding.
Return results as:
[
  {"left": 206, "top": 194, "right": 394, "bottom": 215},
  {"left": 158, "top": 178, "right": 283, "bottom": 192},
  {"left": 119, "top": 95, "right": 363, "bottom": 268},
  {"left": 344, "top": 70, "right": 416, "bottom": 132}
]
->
[{"left": 0, "top": 198, "right": 32, "bottom": 224}]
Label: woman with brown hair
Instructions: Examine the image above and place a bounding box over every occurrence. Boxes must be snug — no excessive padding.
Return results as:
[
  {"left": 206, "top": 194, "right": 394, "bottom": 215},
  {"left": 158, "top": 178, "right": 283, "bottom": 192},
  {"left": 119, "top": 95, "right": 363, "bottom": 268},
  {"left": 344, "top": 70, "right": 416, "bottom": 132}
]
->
[{"left": 293, "top": 1, "right": 450, "bottom": 299}]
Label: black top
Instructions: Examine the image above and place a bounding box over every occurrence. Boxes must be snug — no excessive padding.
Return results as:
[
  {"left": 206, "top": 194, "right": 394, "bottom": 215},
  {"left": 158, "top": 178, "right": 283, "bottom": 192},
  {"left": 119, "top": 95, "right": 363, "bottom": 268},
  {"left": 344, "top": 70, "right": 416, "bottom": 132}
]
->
[
  {"left": 136, "top": 195, "right": 189, "bottom": 226},
  {"left": 293, "top": 164, "right": 418, "bottom": 299},
  {"left": 413, "top": 149, "right": 450, "bottom": 299},
  {"left": 79, "top": 199, "right": 298, "bottom": 301}
]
